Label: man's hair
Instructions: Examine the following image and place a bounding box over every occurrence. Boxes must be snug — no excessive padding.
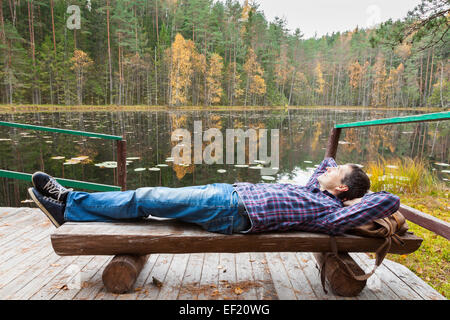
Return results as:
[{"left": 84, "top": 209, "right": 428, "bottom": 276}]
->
[{"left": 337, "top": 164, "right": 371, "bottom": 201}]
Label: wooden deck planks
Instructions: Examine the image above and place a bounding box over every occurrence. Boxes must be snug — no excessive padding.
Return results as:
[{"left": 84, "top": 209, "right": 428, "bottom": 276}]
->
[
  {"left": 0, "top": 207, "right": 445, "bottom": 300},
  {"left": 177, "top": 253, "right": 205, "bottom": 300}
]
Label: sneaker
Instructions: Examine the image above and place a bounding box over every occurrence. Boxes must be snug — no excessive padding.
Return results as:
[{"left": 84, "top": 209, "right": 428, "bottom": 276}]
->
[
  {"left": 28, "top": 187, "right": 65, "bottom": 228},
  {"left": 32, "top": 171, "right": 72, "bottom": 202}
]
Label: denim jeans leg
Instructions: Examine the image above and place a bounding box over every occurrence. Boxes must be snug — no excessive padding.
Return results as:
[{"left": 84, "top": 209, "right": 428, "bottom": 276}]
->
[{"left": 64, "top": 183, "right": 244, "bottom": 235}]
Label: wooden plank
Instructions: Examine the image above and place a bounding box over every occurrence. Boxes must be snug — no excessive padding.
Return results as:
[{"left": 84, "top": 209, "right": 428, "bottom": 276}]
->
[
  {"left": 351, "top": 253, "right": 423, "bottom": 300},
  {"left": 51, "top": 221, "right": 423, "bottom": 256},
  {"left": 0, "top": 248, "right": 57, "bottom": 299},
  {"left": 265, "top": 252, "right": 297, "bottom": 300},
  {"left": 0, "top": 207, "right": 25, "bottom": 220},
  {"left": 235, "top": 253, "right": 258, "bottom": 300},
  {"left": 51, "top": 255, "right": 112, "bottom": 300},
  {"left": 382, "top": 259, "right": 445, "bottom": 300},
  {"left": 0, "top": 208, "right": 44, "bottom": 232},
  {"left": 177, "top": 253, "right": 205, "bottom": 300},
  {"left": 399, "top": 204, "right": 450, "bottom": 240},
  {"left": 0, "top": 226, "right": 53, "bottom": 264},
  {"left": 217, "top": 253, "right": 236, "bottom": 300},
  {"left": 0, "top": 223, "right": 42, "bottom": 248},
  {"left": 280, "top": 252, "right": 316, "bottom": 300},
  {"left": 25, "top": 255, "right": 94, "bottom": 300},
  {"left": 350, "top": 253, "right": 400, "bottom": 300},
  {"left": 248, "top": 252, "right": 277, "bottom": 300},
  {"left": 142, "top": 254, "right": 174, "bottom": 300},
  {"left": 157, "top": 254, "right": 190, "bottom": 300},
  {"left": 0, "top": 231, "right": 54, "bottom": 288},
  {"left": 197, "top": 253, "right": 220, "bottom": 300}
]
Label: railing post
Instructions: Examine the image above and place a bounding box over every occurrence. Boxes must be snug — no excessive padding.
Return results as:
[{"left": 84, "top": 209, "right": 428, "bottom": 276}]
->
[
  {"left": 117, "top": 139, "right": 127, "bottom": 191},
  {"left": 325, "top": 127, "right": 341, "bottom": 159}
]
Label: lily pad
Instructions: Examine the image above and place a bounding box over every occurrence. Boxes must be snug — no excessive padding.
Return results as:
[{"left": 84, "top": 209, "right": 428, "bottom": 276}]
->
[
  {"left": 95, "top": 161, "right": 117, "bottom": 168},
  {"left": 64, "top": 159, "right": 80, "bottom": 165},
  {"left": 253, "top": 160, "right": 267, "bottom": 164},
  {"left": 71, "top": 156, "right": 89, "bottom": 161},
  {"left": 435, "top": 162, "right": 449, "bottom": 167}
]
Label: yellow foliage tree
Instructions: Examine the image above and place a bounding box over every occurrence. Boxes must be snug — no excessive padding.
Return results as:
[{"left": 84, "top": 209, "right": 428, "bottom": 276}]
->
[
  {"left": 243, "top": 48, "right": 266, "bottom": 105},
  {"left": 167, "top": 33, "right": 197, "bottom": 106},
  {"left": 70, "top": 49, "right": 93, "bottom": 105},
  {"left": 314, "top": 61, "right": 325, "bottom": 94},
  {"left": 206, "top": 53, "right": 223, "bottom": 105}
]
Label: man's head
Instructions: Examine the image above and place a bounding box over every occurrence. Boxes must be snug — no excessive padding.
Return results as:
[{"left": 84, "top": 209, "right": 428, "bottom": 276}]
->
[{"left": 317, "top": 164, "right": 371, "bottom": 201}]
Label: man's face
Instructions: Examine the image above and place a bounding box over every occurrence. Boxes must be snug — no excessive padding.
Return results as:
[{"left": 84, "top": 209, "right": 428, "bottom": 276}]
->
[{"left": 317, "top": 164, "right": 353, "bottom": 194}]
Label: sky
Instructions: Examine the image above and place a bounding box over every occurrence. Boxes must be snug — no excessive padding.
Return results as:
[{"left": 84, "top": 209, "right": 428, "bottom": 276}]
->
[{"left": 243, "top": 0, "right": 422, "bottom": 39}]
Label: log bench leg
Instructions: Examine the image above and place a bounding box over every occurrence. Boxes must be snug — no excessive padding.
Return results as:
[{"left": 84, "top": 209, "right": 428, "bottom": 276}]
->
[
  {"left": 102, "top": 254, "right": 149, "bottom": 294},
  {"left": 313, "top": 252, "right": 367, "bottom": 297}
]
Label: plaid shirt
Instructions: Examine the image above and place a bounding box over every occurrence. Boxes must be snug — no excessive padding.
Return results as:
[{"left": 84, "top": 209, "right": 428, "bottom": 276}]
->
[{"left": 234, "top": 157, "right": 400, "bottom": 235}]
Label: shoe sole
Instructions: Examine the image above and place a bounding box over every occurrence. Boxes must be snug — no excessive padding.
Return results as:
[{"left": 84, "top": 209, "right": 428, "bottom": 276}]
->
[
  {"left": 31, "top": 171, "right": 41, "bottom": 188},
  {"left": 28, "top": 187, "right": 61, "bottom": 228}
]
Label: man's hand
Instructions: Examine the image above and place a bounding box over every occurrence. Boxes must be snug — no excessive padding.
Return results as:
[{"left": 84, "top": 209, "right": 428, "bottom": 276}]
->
[{"left": 343, "top": 197, "right": 363, "bottom": 207}]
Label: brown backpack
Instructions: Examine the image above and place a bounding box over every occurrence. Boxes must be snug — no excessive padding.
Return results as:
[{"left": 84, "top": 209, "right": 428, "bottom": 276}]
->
[{"left": 320, "top": 211, "right": 409, "bottom": 293}]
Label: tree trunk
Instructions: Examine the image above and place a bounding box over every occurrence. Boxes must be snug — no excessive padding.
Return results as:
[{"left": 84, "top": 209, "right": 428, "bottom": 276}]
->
[
  {"left": 50, "top": 0, "right": 56, "bottom": 54},
  {"left": 107, "top": 0, "right": 113, "bottom": 104}
]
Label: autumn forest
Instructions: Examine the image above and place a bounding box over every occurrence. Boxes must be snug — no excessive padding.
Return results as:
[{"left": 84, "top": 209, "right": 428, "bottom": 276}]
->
[{"left": 0, "top": 0, "right": 448, "bottom": 107}]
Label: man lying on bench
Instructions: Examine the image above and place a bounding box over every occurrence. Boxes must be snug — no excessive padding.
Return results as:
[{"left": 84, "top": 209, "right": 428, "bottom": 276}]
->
[{"left": 28, "top": 157, "right": 400, "bottom": 236}]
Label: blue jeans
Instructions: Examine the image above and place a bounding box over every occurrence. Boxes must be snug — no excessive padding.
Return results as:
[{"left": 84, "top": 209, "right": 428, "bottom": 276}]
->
[{"left": 64, "top": 183, "right": 251, "bottom": 235}]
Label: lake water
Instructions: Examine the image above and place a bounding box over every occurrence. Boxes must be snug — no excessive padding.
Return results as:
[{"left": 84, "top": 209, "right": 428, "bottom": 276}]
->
[{"left": 0, "top": 108, "right": 448, "bottom": 206}]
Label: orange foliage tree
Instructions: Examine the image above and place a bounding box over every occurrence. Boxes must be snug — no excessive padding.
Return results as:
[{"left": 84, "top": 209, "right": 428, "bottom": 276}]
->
[{"left": 243, "top": 48, "right": 266, "bottom": 105}]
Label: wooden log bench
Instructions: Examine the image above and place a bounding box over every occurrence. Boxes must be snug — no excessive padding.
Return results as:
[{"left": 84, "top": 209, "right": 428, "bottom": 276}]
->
[{"left": 50, "top": 219, "right": 422, "bottom": 297}]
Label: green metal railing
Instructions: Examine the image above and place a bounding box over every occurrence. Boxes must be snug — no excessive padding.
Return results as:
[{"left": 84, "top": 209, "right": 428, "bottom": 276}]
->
[
  {"left": 0, "top": 169, "right": 121, "bottom": 192},
  {"left": 334, "top": 111, "right": 450, "bottom": 129},
  {"left": 0, "top": 121, "right": 127, "bottom": 192},
  {"left": 325, "top": 110, "right": 450, "bottom": 240},
  {"left": 0, "top": 121, "right": 123, "bottom": 140}
]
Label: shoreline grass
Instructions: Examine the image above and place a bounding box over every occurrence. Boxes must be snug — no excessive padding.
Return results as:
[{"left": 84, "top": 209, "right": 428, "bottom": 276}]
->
[{"left": 0, "top": 104, "right": 444, "bottom": 114}]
